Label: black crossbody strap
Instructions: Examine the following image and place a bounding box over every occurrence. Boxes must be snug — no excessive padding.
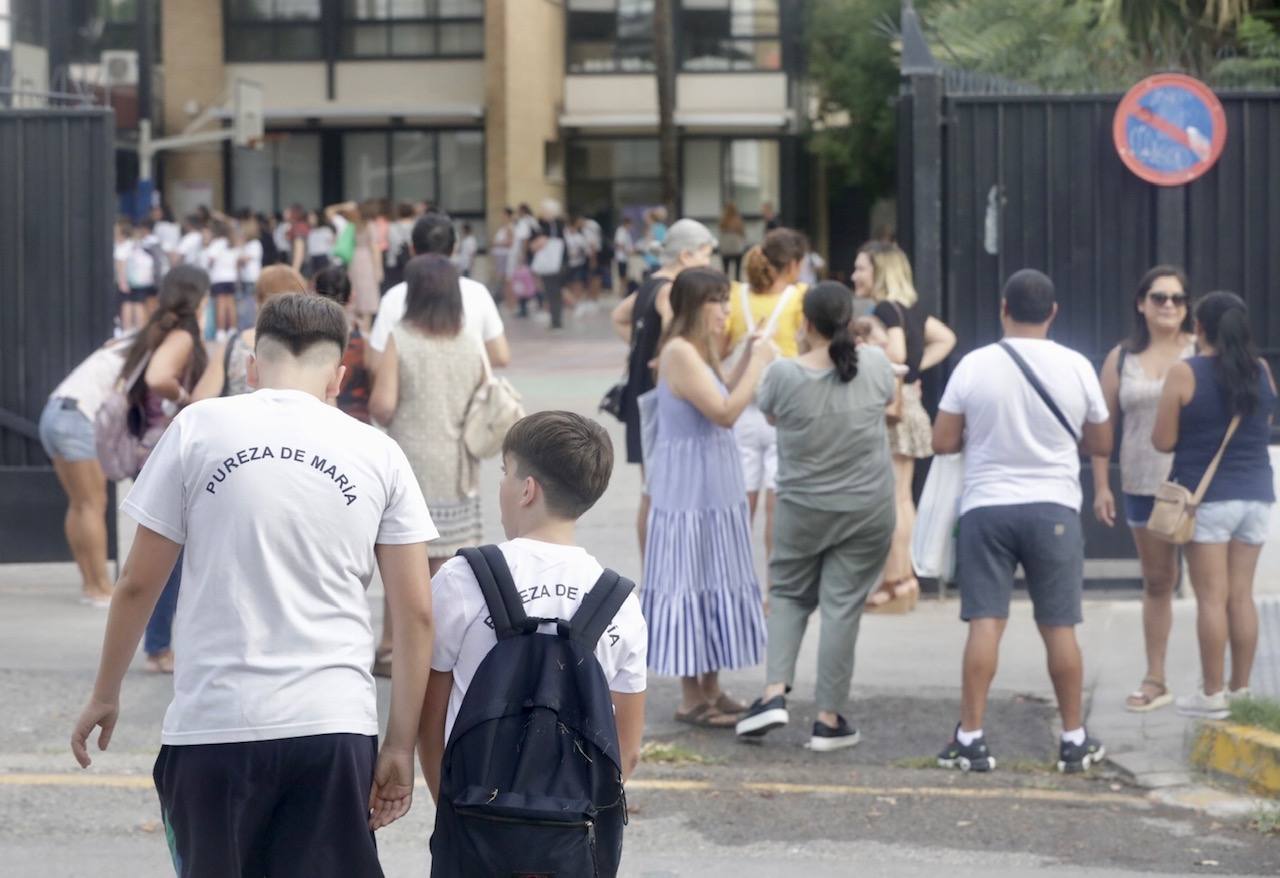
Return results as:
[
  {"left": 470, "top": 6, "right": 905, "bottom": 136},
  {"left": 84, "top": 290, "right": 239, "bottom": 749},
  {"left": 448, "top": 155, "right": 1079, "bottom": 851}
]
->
[
  {"left": 457, "top": 546, "right": 531, "bottom": 640},
  {"left": 998, "top": 341, "right": 1080, "bottom": 444},
  {"left": 567, "top": 569, "right": 634, "bottom": 649}
]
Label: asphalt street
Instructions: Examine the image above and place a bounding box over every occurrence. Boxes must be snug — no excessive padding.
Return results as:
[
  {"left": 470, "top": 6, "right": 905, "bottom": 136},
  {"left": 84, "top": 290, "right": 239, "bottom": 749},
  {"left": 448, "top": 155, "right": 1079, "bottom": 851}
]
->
[{"left": 2, "top": 307, "right": 1276, "bottom": 876}]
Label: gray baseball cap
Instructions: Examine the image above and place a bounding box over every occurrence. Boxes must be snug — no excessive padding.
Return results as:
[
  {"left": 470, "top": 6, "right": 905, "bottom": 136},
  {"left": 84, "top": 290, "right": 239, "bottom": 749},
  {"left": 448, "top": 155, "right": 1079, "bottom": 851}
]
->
[{"left": 662, "top": 218, "right": 718, "bottom": 262}]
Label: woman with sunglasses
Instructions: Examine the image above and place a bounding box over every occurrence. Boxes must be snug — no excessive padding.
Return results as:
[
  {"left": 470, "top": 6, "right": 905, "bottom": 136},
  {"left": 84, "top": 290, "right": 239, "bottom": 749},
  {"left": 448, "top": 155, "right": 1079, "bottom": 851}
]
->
[{"left": 1091, "top": 266, "right": 1195, "bottom": 712}]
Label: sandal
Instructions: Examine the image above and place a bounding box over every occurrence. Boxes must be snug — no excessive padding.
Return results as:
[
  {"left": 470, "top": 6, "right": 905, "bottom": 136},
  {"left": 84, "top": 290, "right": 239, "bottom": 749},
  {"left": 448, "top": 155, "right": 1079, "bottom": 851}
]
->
[
  {"left": 145, "top": 651, "right": 174, "bottom": 674},
  {"left": 674, "top": 703, "right": 738, "bottom": 729},
  {"left": 712, "top": 693, "right": 747, "bottom": 715},
  {"left": 1125, "top": 677, "right": 1172, "bottom": 712}
]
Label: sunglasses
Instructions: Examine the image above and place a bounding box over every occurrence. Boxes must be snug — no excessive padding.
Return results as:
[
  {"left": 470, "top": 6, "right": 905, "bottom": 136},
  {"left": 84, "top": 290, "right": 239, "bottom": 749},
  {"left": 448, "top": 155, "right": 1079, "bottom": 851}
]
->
[{"left": 1146, "top": 292, "right": 1188, "bottom": 307}]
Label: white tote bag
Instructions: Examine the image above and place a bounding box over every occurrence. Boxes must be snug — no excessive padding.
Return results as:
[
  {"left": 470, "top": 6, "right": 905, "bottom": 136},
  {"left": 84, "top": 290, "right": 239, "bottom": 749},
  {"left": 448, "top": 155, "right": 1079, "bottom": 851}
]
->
[{"left": 911, "top": 453, "right": 965, "bottom": 581}]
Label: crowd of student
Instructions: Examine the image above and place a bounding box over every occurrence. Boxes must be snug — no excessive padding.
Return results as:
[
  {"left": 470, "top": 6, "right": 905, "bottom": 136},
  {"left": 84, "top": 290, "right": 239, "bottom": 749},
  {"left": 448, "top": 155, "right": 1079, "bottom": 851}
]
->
[{"left": 43, "top": 200, "right": 1274, "bottom": 876}]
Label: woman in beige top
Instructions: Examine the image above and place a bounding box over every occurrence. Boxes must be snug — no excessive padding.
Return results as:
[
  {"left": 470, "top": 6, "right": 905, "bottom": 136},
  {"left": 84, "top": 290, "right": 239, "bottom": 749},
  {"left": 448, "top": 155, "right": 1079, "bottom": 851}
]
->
[
  {"left": 370, "top": 254, "right": 487, "bottom": 671},
  {"left": 1092, "top": 266, "right": 1195, "bottom": 712}
]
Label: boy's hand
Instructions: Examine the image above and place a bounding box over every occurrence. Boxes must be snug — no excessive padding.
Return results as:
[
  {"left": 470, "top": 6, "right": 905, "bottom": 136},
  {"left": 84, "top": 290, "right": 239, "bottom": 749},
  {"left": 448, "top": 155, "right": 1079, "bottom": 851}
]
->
[
  {"left": 71, "top": 699, "right": 119, "bottom": 768},
  {"left": 368, "top": 746, "right": 415, "bottom": 830}
]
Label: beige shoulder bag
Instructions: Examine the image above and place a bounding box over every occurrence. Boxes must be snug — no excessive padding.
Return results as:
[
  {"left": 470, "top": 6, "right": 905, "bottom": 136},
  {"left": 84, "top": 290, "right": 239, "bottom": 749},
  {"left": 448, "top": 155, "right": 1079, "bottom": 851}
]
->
[{"left": 1147, "top": 415, "right": 1241, "bottom": 544}]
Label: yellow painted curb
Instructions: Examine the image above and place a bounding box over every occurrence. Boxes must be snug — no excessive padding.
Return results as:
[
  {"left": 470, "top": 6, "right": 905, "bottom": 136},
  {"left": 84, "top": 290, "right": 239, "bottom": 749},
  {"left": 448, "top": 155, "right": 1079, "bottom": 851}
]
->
[{"left": 1190, "top": 721, "right": 1280, "bottom": 797}]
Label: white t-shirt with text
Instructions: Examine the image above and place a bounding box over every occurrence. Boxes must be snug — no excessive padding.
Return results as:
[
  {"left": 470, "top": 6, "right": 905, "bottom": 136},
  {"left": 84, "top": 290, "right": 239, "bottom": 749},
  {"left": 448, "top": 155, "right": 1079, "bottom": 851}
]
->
[
  {"left": 430, "top": 538, "right": 648, "bottom": 740},
  {"left": 122, "top": 388, "right": 438, "bottom": 746},
  {"left": 369, "top": 277, "right": 504, "bottom": 354},
  {"left": 939, "top": 338, "right": 1109, "bottom": 515}
]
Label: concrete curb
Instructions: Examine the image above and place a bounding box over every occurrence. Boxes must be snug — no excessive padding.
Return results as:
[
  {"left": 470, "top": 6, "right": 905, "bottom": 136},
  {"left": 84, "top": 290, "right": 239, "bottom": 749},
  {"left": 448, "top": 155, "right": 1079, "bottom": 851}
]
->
[{"left": 1190, "top": 720, "right": 1280, "bottom": 798}]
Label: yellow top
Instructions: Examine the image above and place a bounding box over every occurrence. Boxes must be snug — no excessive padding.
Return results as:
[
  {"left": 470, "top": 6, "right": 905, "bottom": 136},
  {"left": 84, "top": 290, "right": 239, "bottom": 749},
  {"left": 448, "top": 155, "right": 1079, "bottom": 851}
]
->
[{"left": 724, "top": 281, "right": 807, "bottom": 358}]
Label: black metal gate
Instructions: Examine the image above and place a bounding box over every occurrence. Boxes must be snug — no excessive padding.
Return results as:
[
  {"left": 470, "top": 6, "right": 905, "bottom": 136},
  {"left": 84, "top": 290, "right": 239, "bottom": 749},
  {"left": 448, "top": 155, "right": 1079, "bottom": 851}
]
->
[{"left": 0, "top": 108, "right": 118, "bottom": 563}]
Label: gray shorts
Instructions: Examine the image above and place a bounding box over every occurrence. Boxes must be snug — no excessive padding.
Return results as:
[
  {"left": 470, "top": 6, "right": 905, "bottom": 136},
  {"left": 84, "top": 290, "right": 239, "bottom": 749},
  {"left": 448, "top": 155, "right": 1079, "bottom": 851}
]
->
[{"left": 956, "top": 503, "right": 1084, "bottom": 627}]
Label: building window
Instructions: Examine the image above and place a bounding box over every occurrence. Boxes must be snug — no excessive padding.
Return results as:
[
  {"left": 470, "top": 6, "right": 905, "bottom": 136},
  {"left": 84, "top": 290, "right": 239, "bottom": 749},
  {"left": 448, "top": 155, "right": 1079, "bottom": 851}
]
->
[
  {"left": 567, "top": 0, "right": 654, "bottom": 73},
  {"left": 681, "top": 137, "right": 779, "bottom": 237},
  {"left": 224, "top": 0, "right": 323, "bottom": 62},
  {"left": 681, "top": 0, "right": 781, "bottom": 71},
  {"left": 339, "top": 0, "right": 483, "bottom": 58},
  {"left": 10, "top": 0, "right": 43, "bottom": 46},
  {"left": 70, "top": 0, "right": 163, "bottom": 61},
  {"left": 567, "top": 138, "right": 662, "bottom": 223},
  {"left": 232, "top": 132, "right": 323, "bottom": 215}
]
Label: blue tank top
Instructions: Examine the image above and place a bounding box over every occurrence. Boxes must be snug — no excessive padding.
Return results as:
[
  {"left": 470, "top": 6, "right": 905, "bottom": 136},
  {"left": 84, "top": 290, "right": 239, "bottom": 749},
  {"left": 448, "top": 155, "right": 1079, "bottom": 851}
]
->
[{"left": 1169, "top": 356, "right": 1275, "bottom": 503}]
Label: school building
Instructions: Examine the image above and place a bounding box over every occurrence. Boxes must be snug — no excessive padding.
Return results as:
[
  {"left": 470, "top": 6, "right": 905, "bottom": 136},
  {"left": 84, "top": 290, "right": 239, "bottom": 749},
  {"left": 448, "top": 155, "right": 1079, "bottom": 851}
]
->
[{"left": 3, "top": 0, "right": 813, "bottom": 246}]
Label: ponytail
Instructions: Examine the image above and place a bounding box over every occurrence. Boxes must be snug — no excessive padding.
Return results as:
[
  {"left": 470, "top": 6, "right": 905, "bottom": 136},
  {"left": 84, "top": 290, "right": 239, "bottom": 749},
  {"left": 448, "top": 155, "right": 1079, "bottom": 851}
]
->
[
  {"left": 829, "top": 321, "right": 859, "bottom": 383},
  {"left": 1197, "top": 291, "right": 1260, "bottom": 417},
  {"left": 743, "top": 246, "right": 774, "bottom": 293}
]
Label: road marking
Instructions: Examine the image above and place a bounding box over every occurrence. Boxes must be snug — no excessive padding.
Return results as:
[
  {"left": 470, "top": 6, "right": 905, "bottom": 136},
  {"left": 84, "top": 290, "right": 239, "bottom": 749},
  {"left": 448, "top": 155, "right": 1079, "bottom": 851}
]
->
[{"left": 0, "top": 773, "right": 1147, "bottom": 809}]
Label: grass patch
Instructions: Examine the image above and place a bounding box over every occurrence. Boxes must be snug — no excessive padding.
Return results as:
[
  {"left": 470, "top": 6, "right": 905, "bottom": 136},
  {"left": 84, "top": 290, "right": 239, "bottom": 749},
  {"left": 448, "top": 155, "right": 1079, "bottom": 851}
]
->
[
  {"left": 1251, "top": 806, "right": 1280, "bottom": 835},
  {"left": 890, "top": 755, "right": 1055, "bottom": 775},
  {"left": 640, "top": 741, "right": 720, "bottom": 765},
  {"left": 1228, "top": 696, "right": 1280, "bottom": 735}
]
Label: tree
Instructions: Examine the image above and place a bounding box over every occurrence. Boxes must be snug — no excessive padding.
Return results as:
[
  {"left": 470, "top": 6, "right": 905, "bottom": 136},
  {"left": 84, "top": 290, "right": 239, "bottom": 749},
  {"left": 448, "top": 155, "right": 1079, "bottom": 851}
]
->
[{"left": 653, "top": 0, "right": 678, "bottom": 216}]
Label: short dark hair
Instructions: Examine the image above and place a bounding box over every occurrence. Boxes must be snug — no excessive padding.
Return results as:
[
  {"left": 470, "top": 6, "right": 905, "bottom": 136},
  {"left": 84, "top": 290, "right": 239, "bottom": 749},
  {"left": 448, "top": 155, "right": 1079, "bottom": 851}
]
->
[
  {"left": 1003, "top": 269, "right": 1056, "bottom": 324},
  {"left": 312, "top": 266, "right": 352, "bottom": 306},
  {"left": 503, "top": 411, "right": 613, "bottom": 520},
  {"left": 403, "top": 254, "right": 463, "bottom": 335},
  {"left": 256, "top": 293, "right": 348, "bottom": 358},
  {"left": 411, "top": 211, "right": 456, "bottom": 256}
]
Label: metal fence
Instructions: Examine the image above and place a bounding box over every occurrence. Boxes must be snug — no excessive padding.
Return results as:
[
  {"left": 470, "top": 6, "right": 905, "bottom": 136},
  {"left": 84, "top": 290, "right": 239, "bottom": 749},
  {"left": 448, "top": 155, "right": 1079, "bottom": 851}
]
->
[{"left": 0, "top": 107, "right": 118, "bottom": 563}]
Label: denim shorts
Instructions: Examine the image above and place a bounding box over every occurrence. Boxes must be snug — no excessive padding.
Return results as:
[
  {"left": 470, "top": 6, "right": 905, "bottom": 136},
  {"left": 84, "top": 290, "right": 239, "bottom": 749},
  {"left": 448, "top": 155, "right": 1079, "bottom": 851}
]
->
[
  {"left": 38, "top": 397, "right": 97, "bottom": 462},
  {"left": 1193, "top": 500, "right": 1273, "bottom": 545},
  {"left": 1123, "top": 493, "right": 1155, "bottom": 528}
]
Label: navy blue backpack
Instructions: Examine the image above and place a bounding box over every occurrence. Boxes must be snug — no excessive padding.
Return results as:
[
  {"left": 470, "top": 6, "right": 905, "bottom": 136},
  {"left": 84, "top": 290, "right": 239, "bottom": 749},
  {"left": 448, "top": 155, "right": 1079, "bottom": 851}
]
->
[{"left": 430, "top": 545, "right": 635, "bottom": 878}]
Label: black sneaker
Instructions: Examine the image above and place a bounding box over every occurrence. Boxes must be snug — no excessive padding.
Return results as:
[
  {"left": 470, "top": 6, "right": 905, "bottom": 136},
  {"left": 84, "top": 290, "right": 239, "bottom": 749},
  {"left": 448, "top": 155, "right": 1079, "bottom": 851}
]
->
[
  {"left": 937, "top": 725, "right": 996, "bottom": 772},
  {"left": 735, "top": 695, "right": 789, "bottom": 738},
  {"left": 809, "top": 715, "right": 861, "bottom": 752},
  {"left": 1057, "top": 733, "right": 1106, "bottom": 773}
]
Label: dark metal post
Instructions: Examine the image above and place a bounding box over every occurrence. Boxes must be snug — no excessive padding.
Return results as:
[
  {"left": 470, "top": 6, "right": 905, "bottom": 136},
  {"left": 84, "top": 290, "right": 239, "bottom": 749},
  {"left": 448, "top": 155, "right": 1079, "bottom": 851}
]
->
[
  {"left": 900, "top": 0, "right": 944, "bottom": 318},
  {"left": 137, "top": 0, "right": 154, "bottom": 124}
]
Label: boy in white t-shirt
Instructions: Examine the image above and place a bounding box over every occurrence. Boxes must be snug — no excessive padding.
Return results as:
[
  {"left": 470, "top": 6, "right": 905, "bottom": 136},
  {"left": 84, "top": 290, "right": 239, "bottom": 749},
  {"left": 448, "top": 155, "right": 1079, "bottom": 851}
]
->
[
  {"left": 72, "top": 295, "right": 438, "bottom": 878},
  {"left": 419, "top": 411, "right": 648, "bottom": 800}
]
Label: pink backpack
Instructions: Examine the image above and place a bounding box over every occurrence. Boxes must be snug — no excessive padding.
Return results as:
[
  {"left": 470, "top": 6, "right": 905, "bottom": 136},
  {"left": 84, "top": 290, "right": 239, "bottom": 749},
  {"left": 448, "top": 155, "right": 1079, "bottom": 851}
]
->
[{"left": 94, "top": 352, "right": 162, "bottom": 481}]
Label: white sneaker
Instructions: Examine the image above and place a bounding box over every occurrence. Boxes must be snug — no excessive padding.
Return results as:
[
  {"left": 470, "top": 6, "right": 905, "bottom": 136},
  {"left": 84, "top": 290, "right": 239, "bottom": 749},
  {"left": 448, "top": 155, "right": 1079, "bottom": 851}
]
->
[
  {"left": 1226, "top": 687, "right": 1251, "bottom": 703},
  {"left": 1175, "top": 688, "right": 1230, "bottom": 719}
]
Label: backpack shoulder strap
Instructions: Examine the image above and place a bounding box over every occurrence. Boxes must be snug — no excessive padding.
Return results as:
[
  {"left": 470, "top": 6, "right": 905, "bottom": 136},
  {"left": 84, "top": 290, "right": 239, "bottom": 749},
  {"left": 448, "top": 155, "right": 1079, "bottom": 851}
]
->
[
  {"left": 566, "top": 569, "right": 635, "bottom": 649},
  {"left": 738, "top": 281, "right": 755, "bottom": 334},
  {"left": 760, "top": 284, "right": 798, "bottom": 339},
  {"left": 220, "top": 330, "right": 240, "bottom": 398},
  {"left": 998, "top": 340, "right": 1080, "bottom": 444},
  {"left": 456, "top": 545, "right": 531, "bottom": 640}
]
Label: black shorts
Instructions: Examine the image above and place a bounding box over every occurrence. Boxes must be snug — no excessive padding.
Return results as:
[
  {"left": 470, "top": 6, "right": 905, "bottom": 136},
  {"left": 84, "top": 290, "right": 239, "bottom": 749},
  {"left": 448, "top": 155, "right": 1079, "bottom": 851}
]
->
[
  {"left": 122, "top": 286, "right": 155, "bottom": 304},
  {"left": 153, "top": 733, "right": 382, "bottom": 878},
  {"left": 956, "top": 502, "right": 1084, "bottom": 627},
  {"left": 211, "top": 282, "right": 237, "bottom": 297}
]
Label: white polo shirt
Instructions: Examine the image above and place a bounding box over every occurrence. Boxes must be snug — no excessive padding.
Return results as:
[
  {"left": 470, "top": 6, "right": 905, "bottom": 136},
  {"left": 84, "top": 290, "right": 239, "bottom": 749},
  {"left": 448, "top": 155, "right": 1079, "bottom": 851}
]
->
[
  {"left": 369, "top": 276, "right": 504, "bottom": 355},
  {"left": 122, "top": 388, "right": 438, "bottom": 745}
]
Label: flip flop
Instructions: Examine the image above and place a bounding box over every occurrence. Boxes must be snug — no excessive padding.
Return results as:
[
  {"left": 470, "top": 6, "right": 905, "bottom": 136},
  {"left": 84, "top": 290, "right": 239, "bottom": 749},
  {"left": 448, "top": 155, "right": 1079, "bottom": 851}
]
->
[
  {"left": 712, "top": 693, "right": 747, "bottom": 715},
  {"left": 674, "top": 703, "right": 738, "bottom": 729}
]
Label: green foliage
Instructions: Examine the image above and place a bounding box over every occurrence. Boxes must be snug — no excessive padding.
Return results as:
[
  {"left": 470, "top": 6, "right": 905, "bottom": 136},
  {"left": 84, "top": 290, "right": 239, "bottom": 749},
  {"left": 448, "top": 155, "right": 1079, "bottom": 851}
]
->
[
  {"left": 806, "top": 0, "right": 906, "bottom": 198},
  {"left": 1228, "top": 695, "right": 1280, "bottom": 734},
  {"left": 1211, "top": 14, "right": 1280, "bottom": 86}
]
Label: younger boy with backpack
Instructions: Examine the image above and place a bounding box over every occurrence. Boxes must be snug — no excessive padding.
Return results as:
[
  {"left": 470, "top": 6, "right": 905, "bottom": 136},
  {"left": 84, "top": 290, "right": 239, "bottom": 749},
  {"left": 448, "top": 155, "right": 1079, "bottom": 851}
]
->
[{"left": 420, "top": 411, "right": 647, "bottom": 878}]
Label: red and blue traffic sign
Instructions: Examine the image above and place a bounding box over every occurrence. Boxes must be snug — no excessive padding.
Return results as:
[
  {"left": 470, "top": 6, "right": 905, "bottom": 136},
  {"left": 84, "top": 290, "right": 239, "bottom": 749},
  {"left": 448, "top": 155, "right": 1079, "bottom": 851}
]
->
[{"left": 1113, "top": 73, "right": 1227, "bottom": 186}]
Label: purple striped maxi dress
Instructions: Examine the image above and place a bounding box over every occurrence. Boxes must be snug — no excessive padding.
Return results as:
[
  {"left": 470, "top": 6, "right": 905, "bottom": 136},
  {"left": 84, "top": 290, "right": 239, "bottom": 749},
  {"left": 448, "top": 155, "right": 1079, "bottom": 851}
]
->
[{"left": 641, "top": 374, "right": 766, "bottom": 677}]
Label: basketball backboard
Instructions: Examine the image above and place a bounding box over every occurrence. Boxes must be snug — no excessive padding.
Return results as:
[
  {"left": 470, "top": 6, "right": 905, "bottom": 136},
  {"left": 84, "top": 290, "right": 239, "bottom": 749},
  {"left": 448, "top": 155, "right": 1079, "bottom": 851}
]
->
[{"left": 233, "top": 79, "right": 264, "bottom": 148}]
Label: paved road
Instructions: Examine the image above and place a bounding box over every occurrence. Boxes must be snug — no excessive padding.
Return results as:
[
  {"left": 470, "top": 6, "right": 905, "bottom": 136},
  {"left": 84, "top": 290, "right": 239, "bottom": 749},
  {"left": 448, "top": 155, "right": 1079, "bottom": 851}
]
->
[{"left": 2, "top": 308, "right": 1277, "bottom": 876}]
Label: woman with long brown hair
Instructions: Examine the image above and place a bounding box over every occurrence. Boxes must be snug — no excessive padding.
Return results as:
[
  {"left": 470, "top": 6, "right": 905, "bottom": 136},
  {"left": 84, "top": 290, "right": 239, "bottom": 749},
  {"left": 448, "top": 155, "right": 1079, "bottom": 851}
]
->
[
  {"left": 369, "top": 254, "right": 487, "bottom": 675},
  {"left": 641, "top": 266, "right": 776, "bottom": 728},
  {"left": 718, "top": 202, "right": 746, "bottom": 281}
]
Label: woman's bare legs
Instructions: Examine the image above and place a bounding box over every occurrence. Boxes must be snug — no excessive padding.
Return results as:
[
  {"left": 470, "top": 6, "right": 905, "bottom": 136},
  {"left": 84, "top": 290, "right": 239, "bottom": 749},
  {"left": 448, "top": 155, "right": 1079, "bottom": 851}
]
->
[{"left": 51, "top": 457, "right": 112, "bottom": 599}]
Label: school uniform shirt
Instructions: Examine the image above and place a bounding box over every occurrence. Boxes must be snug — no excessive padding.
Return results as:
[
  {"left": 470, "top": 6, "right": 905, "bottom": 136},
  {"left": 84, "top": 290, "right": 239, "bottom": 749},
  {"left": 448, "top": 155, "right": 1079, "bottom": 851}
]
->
[
  {"left": 204, "top": 238, "right": 240, "bottom": 285},
  {"left": 430, "top": 538, "right": 648, "bottom": 740},
  {"left": 368, "top": 276, "right": 504, "bottom": 354},
  {"left": 113, "top": 239, "right": 132, "bottom": 280},
  {"left": 154, "top": 220, "right": 181, "bottom": 256},
  {"left": 125, "top": 236, "right": 158, "bottom": 289},
  {"left": 239, "top": 239, "right": 263, "bottom": 284},
  {"left": 939, "top": 338, "right": 1109, "bottom": 515},
  {"left": 122, "top": 388, "right": 437, "bottom": 745},
  {"left": 178, "top": 231, "right": 204, "bottom": 266}
]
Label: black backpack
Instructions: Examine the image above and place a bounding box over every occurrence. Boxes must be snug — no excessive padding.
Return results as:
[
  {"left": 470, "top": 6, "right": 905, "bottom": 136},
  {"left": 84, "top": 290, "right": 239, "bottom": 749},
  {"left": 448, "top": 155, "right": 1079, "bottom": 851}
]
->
[{"left": 430, "top": 545, "right": 635, "bottom": 878}]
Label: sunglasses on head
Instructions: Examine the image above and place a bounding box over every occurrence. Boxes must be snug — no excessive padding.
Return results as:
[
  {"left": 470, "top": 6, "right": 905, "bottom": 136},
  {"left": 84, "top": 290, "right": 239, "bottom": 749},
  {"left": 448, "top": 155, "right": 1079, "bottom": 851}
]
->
[{"left": 1146, "top": 291, "right": 1187, "bottom": 307}]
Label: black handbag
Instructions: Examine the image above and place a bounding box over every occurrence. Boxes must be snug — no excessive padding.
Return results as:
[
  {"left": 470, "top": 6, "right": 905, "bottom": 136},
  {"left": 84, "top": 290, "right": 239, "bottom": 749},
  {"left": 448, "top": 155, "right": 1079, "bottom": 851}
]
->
[{"left": 599, "top": 377, "right": 626, "bottom": 421}]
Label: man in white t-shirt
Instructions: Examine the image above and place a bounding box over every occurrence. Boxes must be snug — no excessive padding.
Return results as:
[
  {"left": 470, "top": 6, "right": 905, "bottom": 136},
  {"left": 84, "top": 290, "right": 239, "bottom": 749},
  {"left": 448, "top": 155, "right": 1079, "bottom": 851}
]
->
[
  {"left": 72, "top": 295, "right": 438, "bottom": 877},
  {"left": 367, "top": 211, "right": 509, "bottom": 373},
  {"left": 932, "top": 269, "right": 1113, "bottom": 775},
  {"left": 419, "top": 411, "right": 648, "bottom": 800}
]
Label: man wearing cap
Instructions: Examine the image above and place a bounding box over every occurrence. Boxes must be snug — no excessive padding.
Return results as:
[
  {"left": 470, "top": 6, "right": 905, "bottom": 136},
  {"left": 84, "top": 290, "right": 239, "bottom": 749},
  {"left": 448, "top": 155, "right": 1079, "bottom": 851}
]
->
[{"left": 609, "top": 218, "right": 719, "bottom": 553}]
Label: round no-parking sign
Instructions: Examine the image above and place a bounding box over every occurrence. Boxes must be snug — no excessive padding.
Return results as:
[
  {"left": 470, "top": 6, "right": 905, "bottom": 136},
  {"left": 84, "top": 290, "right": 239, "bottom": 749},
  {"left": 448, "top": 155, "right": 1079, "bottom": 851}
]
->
[{"left": 1113, "top": 73, "right": 1227, "bottom": 186}]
